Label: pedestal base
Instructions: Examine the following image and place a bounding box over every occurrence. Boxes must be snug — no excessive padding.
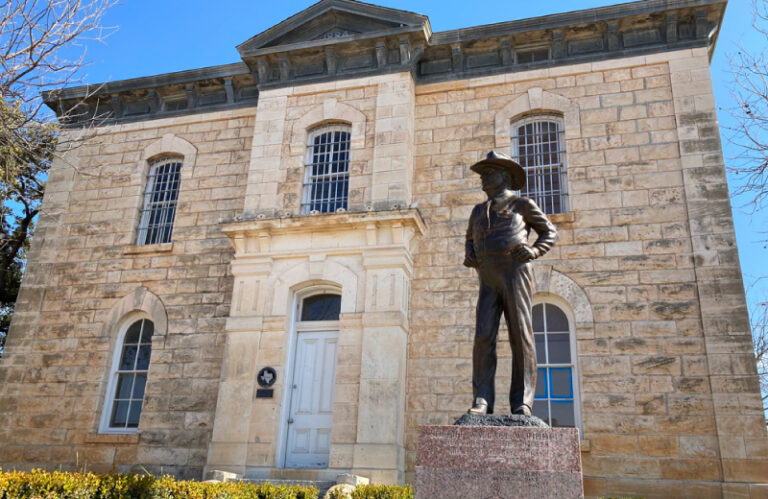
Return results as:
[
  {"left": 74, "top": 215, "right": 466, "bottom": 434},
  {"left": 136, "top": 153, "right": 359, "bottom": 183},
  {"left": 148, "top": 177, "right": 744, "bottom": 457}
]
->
[{"left": 415, "top": 423, "right": 583, "bottom": 499}]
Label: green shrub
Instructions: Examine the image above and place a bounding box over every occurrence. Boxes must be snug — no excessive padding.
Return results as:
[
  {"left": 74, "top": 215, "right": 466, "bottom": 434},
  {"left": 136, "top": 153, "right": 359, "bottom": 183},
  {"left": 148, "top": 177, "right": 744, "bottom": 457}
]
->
[
  {"left": 345, "top": 484, "right": 413, "bottom": 499},
  {"left": 0, "top": 469, "right": 318, "bottom": 499}
]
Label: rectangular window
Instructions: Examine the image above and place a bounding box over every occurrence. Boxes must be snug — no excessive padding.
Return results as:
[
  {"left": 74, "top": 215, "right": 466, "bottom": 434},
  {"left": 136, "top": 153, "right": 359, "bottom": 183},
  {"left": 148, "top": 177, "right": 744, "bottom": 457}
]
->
[
  {"left": 302, "top": 125, "right": 350, "bottom": 214},
  {"left": 511, "top": 115, "right": 568, "bottom": 214},
  {"left": 516, "top": 46, "right": 550, "bottom": 64},
  {"left": 136, "top": 157, "right": 182, "bottom": 245}
]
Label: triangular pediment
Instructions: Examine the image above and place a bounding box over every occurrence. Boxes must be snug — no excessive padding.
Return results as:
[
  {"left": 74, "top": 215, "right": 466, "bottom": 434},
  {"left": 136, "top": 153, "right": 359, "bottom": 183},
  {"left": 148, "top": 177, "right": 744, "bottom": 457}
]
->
[{"left": 237, "top": 0, "right": 428, "bottom": 54}]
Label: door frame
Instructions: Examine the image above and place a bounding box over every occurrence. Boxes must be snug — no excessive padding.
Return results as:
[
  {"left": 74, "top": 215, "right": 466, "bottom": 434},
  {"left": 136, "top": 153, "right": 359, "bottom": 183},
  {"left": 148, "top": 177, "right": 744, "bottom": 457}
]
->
[{"left": 276, "top": 284, "right": 341, "bottom": 469}]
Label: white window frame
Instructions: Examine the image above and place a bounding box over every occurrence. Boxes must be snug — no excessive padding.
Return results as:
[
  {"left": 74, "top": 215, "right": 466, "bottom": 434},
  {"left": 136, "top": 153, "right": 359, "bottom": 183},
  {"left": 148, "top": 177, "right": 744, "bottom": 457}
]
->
[
  {"left": 99, "top": 312, "right": 153, "bottom": 434},
  {"left": 276, "top": 285, "right": 342, "bottom": 468},
  {"left": 301, "top": 124, "right": 351, "bottom": 215},
  {"left": 510, "top": 114, "right": 569, "bottom": 214},
  {"left": 136, "top": 156, "right": 183, "bottom": 245},
  {"left": 532, "top": 296, "right": 582, "bottom": 432}
]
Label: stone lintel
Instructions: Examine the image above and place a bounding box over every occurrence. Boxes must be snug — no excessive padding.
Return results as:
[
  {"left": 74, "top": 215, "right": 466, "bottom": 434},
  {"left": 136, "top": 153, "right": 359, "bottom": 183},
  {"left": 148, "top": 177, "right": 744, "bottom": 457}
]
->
[{"left": 222, "top": 209, "right": 426, "bottom": 255}]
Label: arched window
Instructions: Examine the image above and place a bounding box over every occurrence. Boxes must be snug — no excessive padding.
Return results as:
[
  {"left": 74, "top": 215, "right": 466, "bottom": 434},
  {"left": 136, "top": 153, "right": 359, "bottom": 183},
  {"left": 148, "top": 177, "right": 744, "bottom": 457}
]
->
[
  {"left": 511, "top": 115, "right": 568, "bottom": 214},
  {"left": 100, "top": 318, "right": 154, "bottom": 433},
  {"left": 302, "top": 125, "right": 350, "bottom": 214},
  {"left": 137, "top": 156, "right": 182, "bottom": 245},
  {"left": 532, "top": 302, "right": 580, "bottom": 428}
]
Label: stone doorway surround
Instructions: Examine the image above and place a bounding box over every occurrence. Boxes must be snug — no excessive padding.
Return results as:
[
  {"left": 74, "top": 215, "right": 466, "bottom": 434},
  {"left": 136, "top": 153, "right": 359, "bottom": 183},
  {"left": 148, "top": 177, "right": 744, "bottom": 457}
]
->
[{"left": 206, "top": 209, "right": 425, "bottom": 484}]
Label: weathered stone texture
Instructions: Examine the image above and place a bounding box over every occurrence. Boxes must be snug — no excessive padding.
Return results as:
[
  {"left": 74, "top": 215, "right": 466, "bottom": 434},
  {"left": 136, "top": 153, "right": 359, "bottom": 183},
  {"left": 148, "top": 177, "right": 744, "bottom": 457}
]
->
[
  {"left": 406, "top": 47, "right": 767, "bottom": 493},
  {"left": 0, "top": 109, "right": 255, "bottom": 477},
  {"left": 1, "top": 26, "right": 765, "bottom": 499}
]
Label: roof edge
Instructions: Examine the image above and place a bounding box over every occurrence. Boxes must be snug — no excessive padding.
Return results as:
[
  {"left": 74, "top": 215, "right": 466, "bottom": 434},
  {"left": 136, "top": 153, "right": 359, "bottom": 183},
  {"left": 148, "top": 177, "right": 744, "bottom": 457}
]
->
[{"left": 431, "top": 0, "right": 727, "bottom": 44}]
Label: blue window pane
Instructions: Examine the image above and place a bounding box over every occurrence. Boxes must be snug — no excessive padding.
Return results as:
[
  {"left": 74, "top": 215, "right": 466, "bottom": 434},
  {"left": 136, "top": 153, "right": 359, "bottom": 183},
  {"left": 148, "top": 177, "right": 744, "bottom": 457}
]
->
[
  {"left": 550, "top": 401, "right": 575, "bottom": 427},
  {"left": 140, "top": 321, "right": 154, "bottom": 344},
  {"left": 532, "top": 401, "right": 549, "bottom": 423},
  {"left": 115, "top": 373, "right": 134, "bottom": 399},
  {"left": 545, "top": 304, "right": 569, "bottom": 332},
  {"left": 535, "top": 334, "right": 545, "bottom": 363},
  {"left": 535, "top": 368, "right": 548, "bottom": 398},
  {"left": 124, "top": 321, "right": 142, "bottom": 344},
  {"left": 127, "top": 401, "right": 142, "bottom": 428},
  {"left": 547, "top": 333, "right": 571, "bottom": 363},
  {"left": 136, "top": 345, "right": 152, "bottom": 371},
  {"left": 532, "top": 304, "right": 544, "bottom": 332},
  {"left": 301, "top": 294, "right": 341, "bottom": 321},
  {"left": 111, "top": 401, "right": 129, "bottom": 427},
  {"left": 120, "top": 345, "right": 137, "bottom": 370},
  {"left": 550, "top": 368, "right": 573, "bottom": 398},
  {"left": 132, "top": 373, "right": 147, "bottom": 399}
]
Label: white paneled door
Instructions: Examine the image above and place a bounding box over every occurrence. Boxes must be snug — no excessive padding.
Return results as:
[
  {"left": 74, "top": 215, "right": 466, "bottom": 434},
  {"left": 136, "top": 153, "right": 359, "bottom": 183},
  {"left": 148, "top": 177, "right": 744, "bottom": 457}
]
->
[{"left": 285, "top": 330, "right": 338, "bottom": 468}]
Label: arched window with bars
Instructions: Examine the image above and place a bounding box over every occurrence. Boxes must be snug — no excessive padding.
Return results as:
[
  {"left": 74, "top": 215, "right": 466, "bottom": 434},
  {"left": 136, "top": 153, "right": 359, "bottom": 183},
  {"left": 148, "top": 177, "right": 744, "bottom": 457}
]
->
[
  {"left": 302, "top": 124, "right": 351, "bottom": 214},
  {"left": 136, "top": 156, "right": 182, "bottom": 245},
  {"left": 510, "top": 115, "right": 568, "bottom": 214}
]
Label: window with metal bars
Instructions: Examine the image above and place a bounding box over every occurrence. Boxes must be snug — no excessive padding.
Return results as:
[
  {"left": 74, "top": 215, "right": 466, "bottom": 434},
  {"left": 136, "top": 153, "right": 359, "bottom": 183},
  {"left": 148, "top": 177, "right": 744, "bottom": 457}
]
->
[
  {"left": 532, "top": 303, "right": 580, "bottom": 429},
  {"left": 136, "top": 157, "right": 182, "bottom": 245},
  {"left": 302, "top": 125, "right": 350, "bottom": 214},
  {"left": 510, "top": 115, "right": 568, "bottom": 214},
  {"left": 102, "top": 318, "right": 153, "bottom": 432}
]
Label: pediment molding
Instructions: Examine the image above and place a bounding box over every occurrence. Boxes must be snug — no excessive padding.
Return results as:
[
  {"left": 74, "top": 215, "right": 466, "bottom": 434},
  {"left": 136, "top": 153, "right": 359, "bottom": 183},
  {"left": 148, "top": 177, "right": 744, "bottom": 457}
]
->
[{"left": 237, "top": 0, "right": 430, "bottom": 54}]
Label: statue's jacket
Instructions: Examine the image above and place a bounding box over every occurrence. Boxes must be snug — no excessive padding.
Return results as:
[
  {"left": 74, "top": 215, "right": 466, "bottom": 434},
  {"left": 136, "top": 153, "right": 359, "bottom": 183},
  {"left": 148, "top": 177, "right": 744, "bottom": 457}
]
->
[{"left": 464, "top": 196, "right": 558, "bottom": 266}]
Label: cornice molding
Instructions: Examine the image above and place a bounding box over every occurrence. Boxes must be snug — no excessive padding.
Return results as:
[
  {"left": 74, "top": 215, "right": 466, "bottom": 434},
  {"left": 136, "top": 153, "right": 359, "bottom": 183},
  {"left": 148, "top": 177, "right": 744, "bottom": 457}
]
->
[{"left": 46, "top": 0, "right": 726, "bottom": 127}]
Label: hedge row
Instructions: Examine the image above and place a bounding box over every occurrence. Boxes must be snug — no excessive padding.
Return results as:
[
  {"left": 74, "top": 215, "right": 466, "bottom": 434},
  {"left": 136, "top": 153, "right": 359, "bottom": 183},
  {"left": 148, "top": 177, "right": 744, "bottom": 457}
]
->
[
  {"left": 0, "top": 470, "right": 414, "bottom": 499},
  {"left": 328, "top": 484, "right": 413, "bottom": 499},
  {"left": 0, "top": 469, "right": 318, "bottom": 499}
]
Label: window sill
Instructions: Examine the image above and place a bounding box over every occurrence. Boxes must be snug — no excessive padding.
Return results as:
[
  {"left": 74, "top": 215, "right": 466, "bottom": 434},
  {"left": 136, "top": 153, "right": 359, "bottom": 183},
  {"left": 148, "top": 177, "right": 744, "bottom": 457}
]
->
[
  {"left": 86, "top": 433, "right": 139, "bottom": 444},
  {"left": 123, "top": 242, "right": 174, "bottom": 255}
]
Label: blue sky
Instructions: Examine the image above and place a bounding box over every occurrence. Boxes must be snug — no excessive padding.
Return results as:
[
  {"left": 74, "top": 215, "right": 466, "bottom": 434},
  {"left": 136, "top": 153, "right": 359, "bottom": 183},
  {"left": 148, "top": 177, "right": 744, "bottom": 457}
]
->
[{"left": 74, "top": 0, "right": 767, "bottom": 320}]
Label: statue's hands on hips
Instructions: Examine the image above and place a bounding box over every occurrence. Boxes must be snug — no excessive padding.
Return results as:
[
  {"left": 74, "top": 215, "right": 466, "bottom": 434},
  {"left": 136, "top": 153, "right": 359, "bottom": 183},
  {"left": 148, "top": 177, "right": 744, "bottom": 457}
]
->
[
  {"left": 464, "top": 240, "right": 478, "bottom": 268},
  {"left": 510, "top": 244, "right": 538, "bottom": 262}
]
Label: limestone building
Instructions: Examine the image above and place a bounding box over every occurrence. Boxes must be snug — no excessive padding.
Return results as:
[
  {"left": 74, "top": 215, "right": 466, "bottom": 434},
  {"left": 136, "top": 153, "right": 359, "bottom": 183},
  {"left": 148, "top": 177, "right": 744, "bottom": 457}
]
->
[{"left": 1, "top": 0, "right": 766, "bottom": 496}]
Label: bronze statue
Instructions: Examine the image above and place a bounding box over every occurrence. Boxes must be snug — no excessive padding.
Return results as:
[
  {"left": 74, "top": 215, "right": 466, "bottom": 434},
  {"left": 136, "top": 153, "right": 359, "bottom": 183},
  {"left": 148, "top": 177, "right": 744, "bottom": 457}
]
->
[{"left": 464, "top": 151, "right": 557, "bottom": 416}]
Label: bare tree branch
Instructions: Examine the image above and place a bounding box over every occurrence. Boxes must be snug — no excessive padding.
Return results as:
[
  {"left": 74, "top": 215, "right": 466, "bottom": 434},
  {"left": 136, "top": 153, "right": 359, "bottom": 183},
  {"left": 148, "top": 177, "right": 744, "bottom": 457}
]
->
[
  {"left": 725, "top": 0, "right": 768, "bottom": 210},
  {"left": 0, "top": 0, "right": 116, "bottom": 356},
  {"left": 726, "top": 1, "right": 768, "bottom": 423}
]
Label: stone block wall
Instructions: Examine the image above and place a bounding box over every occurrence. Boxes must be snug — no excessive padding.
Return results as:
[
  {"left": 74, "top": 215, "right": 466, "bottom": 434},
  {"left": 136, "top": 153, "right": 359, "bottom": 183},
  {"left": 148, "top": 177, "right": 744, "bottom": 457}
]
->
[
  {"left": 0, "top": 109, "right": 255, "bottom": 478},
  {"left": 0, "top": 40, "right": 765, "bottom": 497},
  {"left": 242, "top": 72, "right": 414, "bottom": 217},
  {"left": 406, "top": 47, "right": 768, "bottom": 496}
]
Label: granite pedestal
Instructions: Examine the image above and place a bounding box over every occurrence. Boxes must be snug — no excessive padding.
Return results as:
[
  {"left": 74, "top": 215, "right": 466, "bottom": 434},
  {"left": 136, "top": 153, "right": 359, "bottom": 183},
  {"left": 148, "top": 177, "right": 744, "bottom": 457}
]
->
[{"left": 415, "top": 416, "right": 583, "bottom": 499}]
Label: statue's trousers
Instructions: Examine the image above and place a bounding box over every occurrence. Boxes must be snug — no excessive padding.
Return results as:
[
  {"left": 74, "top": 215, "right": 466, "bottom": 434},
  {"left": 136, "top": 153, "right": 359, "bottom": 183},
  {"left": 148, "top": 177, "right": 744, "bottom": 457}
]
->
[{"left": 472, "top": 255, "right": 536, "bottom": 413}]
